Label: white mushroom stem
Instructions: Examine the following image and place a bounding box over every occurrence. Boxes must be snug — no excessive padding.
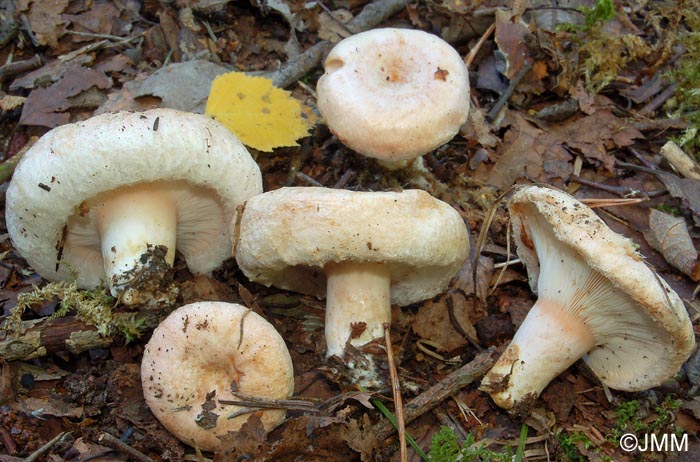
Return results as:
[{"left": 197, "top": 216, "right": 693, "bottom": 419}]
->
[
  {"left": 94, "top": 184, "right": 177, "bottom": 298},
  {"left": 324, "top": 261, "right": 391, "bottom": 358},
  {"left": 482, "top": 297, "right": 596, "bottom": 410}
]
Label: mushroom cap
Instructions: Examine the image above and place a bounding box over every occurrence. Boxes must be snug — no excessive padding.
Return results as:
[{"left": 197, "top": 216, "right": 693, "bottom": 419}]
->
[
  {"left": 509, "top": 185, "right": 695, "bottom": 391},
  {"left": 6, "top": 109, "right": 262, "bottom": 289},
  {"left": 233, "top": 187, "right": 470, "bottom": 305},
  {"left": 316, "top": 28, "right": 470, "bottom": 162},
  {"left": 141, "top": 301, "right": 294, "bottom": 451}
]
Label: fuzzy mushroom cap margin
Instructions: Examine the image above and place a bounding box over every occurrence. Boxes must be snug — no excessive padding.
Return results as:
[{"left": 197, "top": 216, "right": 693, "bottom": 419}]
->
[
  {"left": 6, "top": 109, "right": 262, "bottom": 289},
  {"left": 316, "top": 28, "right": 470, "bottom": 162},
  {"left": 233, "top": 187, "right": 470, "bottom": 305},
  {"left": 489, "top": 186, "right": 695, "bottom": 395},
  {"left": 142, "top": 302, "right": 294, "bottom": 451}
]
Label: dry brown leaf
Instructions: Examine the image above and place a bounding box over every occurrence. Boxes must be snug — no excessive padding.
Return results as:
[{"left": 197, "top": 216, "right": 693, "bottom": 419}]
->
[
  {"left": 20, "top": 0, "right": 70, "bottom": 48},
  {"left": 215, "top": 414, "right": 368, "bottom": 462},
  {"left": 125, "top": 59, "right": 229, "bottom": 113},
  {"left": 460, "top": 107, "right": 499, "bottom": 148},
  {"left": 412, "top": 294, "right": 476, "bottom": 351},
  {"left": 549, "top": 109, "right": 642, "bottom": 171},
  {"left": 486, "top": 113, "right": 549, "bottom": 188},
  {"left": 653, "top": 172, "right": 700, "bottom": 225},
  {"left": 64, "top": 2, "right": 121, "bottom": 38},
  {"left": 643, "top": 209, "right": 700, "bottom": 281},
  {"left": 68, "top": 438, "right": 122, "bottom": 462},
  {"left": 318, "top": 9, "right": 353, "bottom": 42},
  {"left": 10, "top": 54, "right": 94, "bottom": 91},
  {"left": 19, "top": 66, "right": 112, "bottom": 128},
  {"left": 0, "top": 94, "right": 26, "bottom": 112},
  {"left": 494, "top": 9, "right": 531, "bottom": 80}
]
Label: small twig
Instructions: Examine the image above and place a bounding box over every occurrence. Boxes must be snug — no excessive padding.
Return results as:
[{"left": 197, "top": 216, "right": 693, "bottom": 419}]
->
[
  {"left": 632, "top": 117, "right": 687, "bottom": 132},
  {"left": 58, "top": 39, "right": 109, "bottom": 62},
  {"left": 296, "top": 171, "right": 324, "bottom": 187},
  {"left": 570, "top": 176, "right": 667, "bottom": 198},
  {"left": 384, "top": 323, "right": 407, "bottom": 462},
  {"left": 65, "top": 30, "right": 132, "bottom": 41},
  {"left": 0, "top": 426, "right": 16, "bottom": 456},
  {"left": 374, "top": 347, "right": 497, "bottom": 441},
  {"left": 219, "top": 393, "right": 321, "bottom": 414},
  {"left": 639, "top": 82, "right": 679, "bottom": 116},
  {"left": 333, "top": 169, "right": 355, "bottom": 189},
  {"left": 98, "top": 432, "right": 156, "bottom": 462},
  {"left": 627, "top": 147, "right": 656, "bottom": 170},
  {"left": 659, "top": 140, "right": 700, "bottom": 180},
  {"left": 445, "top": 295, "right": 480, "bottom": 350},
  {"left": 580, "top": 197, "right": 648, "bottom": 208},
  {"left": 25, "top": 431, "right": 68, "bottom": 462},
  {"left": 464, "top": 22, "right": 495, "bottom": 68},
  {"left": 19, "top": 14, "right": 40, "bottom": 48},
  {"left": 0, "top": 55, "right": 42, "bottom": 84},
  {"left": 202, "top": 20, "right": 218, "bottom": 42},
  {"left": 267, "top": 0, "right": 411, "bottom": 88},
  {"left": 316, "top": 0, "right": 354, "bottom": 37},
  {"left": 472, "top": 186, "right": 513, "bottom": 306},
  {"left": 486, "top": 62, "right": 533, "bottom": 121},
  {"left": 489, "top": 217, "right": 513, "bottom": 295},
  {"left": 432, "top": 406, "right": 467, "bottom": 444}
]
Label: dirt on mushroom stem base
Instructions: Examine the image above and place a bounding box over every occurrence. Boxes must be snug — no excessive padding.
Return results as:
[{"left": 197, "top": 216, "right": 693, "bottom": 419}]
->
[{"left": 114, "top": 244, "right": 179, "bottom": 308}]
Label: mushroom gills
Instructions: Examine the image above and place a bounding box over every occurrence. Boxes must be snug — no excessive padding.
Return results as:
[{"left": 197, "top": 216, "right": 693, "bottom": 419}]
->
[{"left": 65, "top": 180, "right": 226, "bottom": 305}]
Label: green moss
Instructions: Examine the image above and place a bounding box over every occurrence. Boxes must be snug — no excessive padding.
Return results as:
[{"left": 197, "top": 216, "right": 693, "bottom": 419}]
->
[
  {"left": 556, "top": 431, "right": 589, "bottom": 462},
  {"left": 428, "top": 427, "right": 512, "bottom": 462},
  {"left": 609, "top": 396, "right": 682, "bottom": 445},
  {"left": 559, "top": 0, "right": 616, "bottom": 32},
  {"left": 6, "top": 279, "right": 147, "bottom": 342},
  {"left": 667, "top": 2, "right": 700, "bottom": 158}
]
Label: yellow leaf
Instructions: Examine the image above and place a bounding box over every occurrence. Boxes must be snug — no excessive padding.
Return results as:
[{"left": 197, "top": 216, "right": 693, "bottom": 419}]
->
[{"left": 205, "top": 72, "right": 312, "bottom": 152}]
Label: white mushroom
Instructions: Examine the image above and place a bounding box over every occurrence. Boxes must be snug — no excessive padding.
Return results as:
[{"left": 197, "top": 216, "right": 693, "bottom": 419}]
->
[
  {"left": 480, "top": 186, "right": 696, "bottom": 412},
  {"left": 141, "top": 301, "right": 294, "bottom": 451},
  {"left": 316, "top": 28, "right": 470, "bottom": 168},
  {"left": 6, "top": 109, "right": 262, "bottom": 305},
  {"left": 233, "top": 187, "right": 469, "bottom": 383}
]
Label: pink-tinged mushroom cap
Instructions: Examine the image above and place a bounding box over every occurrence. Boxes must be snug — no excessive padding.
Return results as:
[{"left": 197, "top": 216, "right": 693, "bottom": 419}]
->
[
  {"left": 316, "top": 28, "right": 470, "bottom": 164},
  {"left": 141, "top": 301, "right": 294, "bottom": 451},
  {"left": 480, "top": 186, "right": 696, "bottom": 413},
  {"left": 6, "top": 109, "right": 262, "bottom": 304}
]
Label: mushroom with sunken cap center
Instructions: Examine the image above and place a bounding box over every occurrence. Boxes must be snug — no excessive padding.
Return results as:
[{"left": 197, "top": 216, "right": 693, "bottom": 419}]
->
[
  {"left": 480, "top": 186, "right": 695, "bottom": 414},
  {"left": 233, "top": 186, "right": 469, "bottom": 386},
  {"left": 6, "top": 109, "right": 262, "bottom": 306},
  {"left": 141, "top": 301, "right": 294, "bottom": 452},
  {"left": 316, "top": 28, "right": 470, "bottom": 169}
]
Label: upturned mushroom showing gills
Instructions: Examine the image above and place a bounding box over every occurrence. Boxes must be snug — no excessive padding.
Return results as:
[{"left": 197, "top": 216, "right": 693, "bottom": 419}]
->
[
  {"left": 141, "top": 301, "right": 294, "bottom": 451},
  {"left": 316, "top": 28, "right": 470, "bottom": 168},
  {"left": 233, "top": 187, "right": 469, "bottom": 385},
  {"left": 480, "top": 186, "right": 695, "bottom": 413},
  {"left": 6, "top": 109, "right": 262, "bottom": 305}
]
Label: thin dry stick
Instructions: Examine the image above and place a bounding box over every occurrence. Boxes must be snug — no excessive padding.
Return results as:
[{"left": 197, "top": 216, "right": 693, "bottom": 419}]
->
[
  {"left": 374, "top": 347, "right": 497, "bottom": 441},
  {"left": 268, "top": 0, "right": 411, "bottom": 88},
  {"left": 580, "top": 197, "right": 648, "bottom": 208},
  {"left": 472, "top": 186, "right": 515, "bottom": 304},
  {"left": 464, "top": 22, "right": 495, "bottom": 68},
  {"left": 98, "top": 432, "right": 156, "bottom": 462},
  {"left": 488, "top": 215, "right": 512, "bottom": 295},
  {"left": 25, "top": 432, "right": 67, "bottom": 462},
  {"left": 384, "top": 323, "right": 407, "bottom": 462}
]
